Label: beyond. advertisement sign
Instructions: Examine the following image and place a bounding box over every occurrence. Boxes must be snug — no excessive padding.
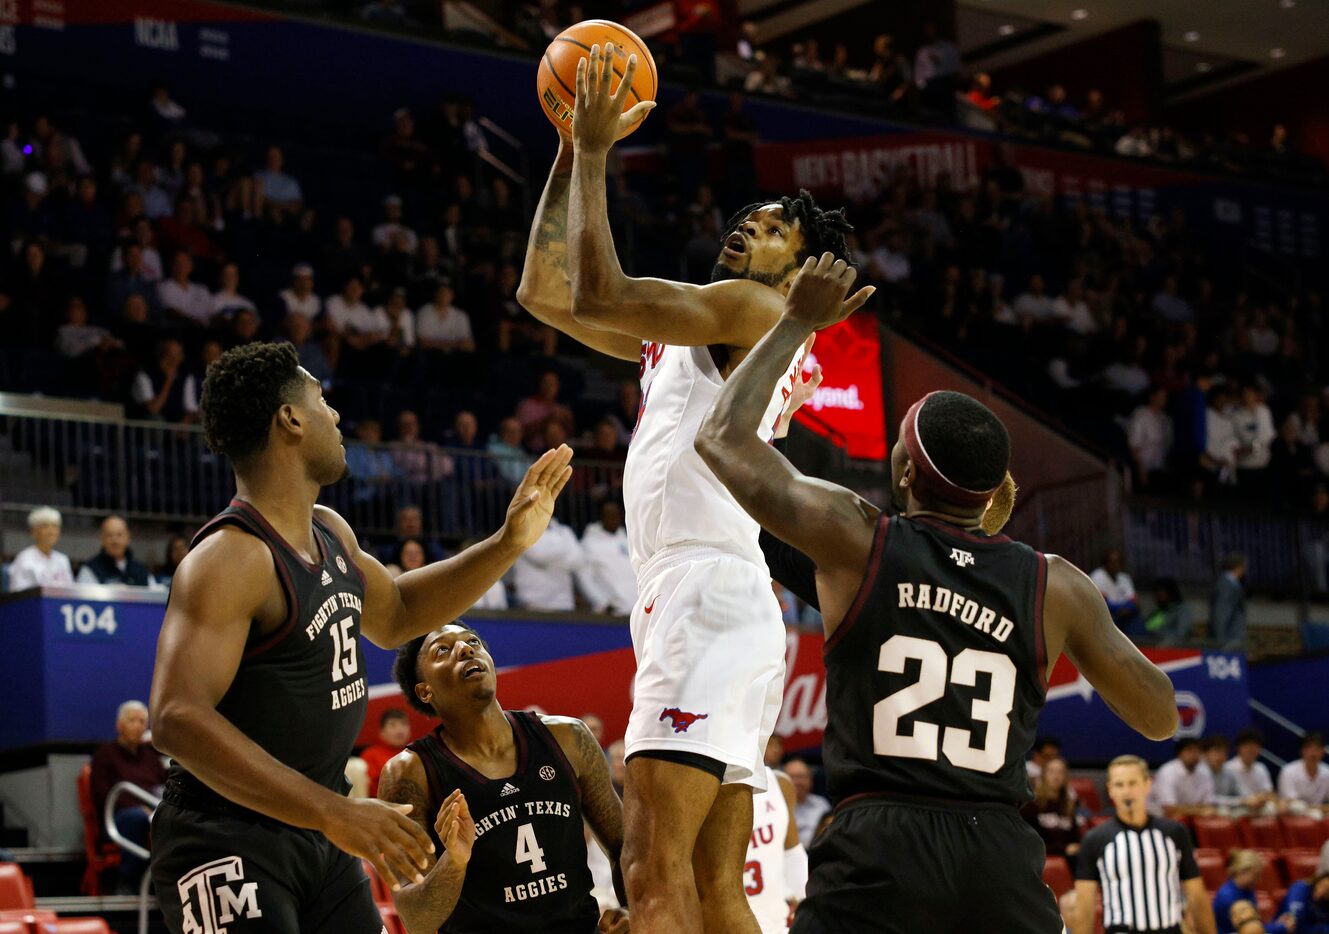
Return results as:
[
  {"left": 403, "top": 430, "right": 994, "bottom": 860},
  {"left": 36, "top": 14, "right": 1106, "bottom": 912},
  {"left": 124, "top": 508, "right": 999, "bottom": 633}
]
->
[{"left": 790, "top": 312, "right": 886, "bottom": 461}]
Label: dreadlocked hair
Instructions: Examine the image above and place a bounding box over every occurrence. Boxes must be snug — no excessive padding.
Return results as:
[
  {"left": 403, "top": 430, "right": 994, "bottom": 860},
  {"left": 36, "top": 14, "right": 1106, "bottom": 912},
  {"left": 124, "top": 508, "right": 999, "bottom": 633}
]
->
[
  {"left": 200, "top": 341, "right": 304, "bottom": 464},
  {"left": 723, "top": 188, "right": 856, "bottom": 266}
]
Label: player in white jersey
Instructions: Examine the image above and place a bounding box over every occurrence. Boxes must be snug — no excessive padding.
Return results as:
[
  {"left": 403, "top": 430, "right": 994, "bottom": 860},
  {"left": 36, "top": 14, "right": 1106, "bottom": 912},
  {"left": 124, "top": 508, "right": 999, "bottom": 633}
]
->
[
  {"left": 745, "top": 766, "right": 807, "bottom": 933},
  {"left": 515, "top": 44, "right": 871, "bottom": 934}
]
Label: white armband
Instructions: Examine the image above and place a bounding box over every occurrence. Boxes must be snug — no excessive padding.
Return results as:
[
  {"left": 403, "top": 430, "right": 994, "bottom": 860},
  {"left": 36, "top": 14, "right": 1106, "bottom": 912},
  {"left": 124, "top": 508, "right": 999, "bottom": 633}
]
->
[{"left": 783, "top": 843, "right": 808, "bottom": 901}]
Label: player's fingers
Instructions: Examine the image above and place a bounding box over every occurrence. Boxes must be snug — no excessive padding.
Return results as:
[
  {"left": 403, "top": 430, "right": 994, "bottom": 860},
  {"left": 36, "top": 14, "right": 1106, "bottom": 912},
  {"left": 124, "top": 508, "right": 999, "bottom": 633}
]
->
[
  {"left": 576, "top": 56, "right": 587, "bottom": 99},
  {"left": 808, "top": 364, "right": 824, "bottom": 388},
  {"left": 614, "top": 54, "right": 637, "bottom": 105},
  {"left": 548, "top": 464, "right": 574, "bottom": 501},
  {"left": 601, "top": 43, "right": 615, "bottom": 90},
  {"left": 369, "top": 855, "right": 403, "bottom": 892},
  {"left": 390, "top": 807, "right": 436, "bottom": 862},
  {"left": 802, "top": 332, "right": 816, "bottom": 354},
  {"left": 622, "top": 100, "right": 656, "bottom": 125},
  {"left": 434, "top": 801, "right": 457, "bottom": 837},
  {"left": 538, "top": 444, "right": 574, "bottom": 489},
  {"left": 839, "top": 262, "right": 857, "bottom": 287},
  {"left": 384, "top": 843, "right": 425, "bottom": 888},
  {"left": 817, "top": 251, "right": 835, "bottom": 274},
  {"left": 796, "top": 255, "right": 816, "bottom": 278},
  {"left": 843, "top": 285, "right": 876, "bottom": 315},
  {"left": 522, "top": 446, "right": 559, "bottom": 489}
]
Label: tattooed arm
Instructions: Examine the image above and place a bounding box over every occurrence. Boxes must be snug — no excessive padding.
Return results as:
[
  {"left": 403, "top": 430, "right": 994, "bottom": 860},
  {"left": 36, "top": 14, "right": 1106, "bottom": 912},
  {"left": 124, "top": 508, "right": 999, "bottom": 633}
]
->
[
  {"left": 547, "top": 717, "right": 628, "bottom": 908},
  {"left": 379, "top": 751, "right": 474, "bottom": 934},
  {"left": 516, "top": 137, "right": 641, "bottom": 361},
  {"left": 1043, "top": 555, "right": 1178, "bottom": 741}
]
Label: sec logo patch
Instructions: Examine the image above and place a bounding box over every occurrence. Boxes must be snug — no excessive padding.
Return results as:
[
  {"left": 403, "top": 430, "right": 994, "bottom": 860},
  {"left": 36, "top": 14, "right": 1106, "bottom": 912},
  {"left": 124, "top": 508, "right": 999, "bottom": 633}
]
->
[
  {"left": 335, "top": 556, "right": 348, "bottom": 575},
  {"left": 539, "top": 765, "right": 556, "bottom": 781}
]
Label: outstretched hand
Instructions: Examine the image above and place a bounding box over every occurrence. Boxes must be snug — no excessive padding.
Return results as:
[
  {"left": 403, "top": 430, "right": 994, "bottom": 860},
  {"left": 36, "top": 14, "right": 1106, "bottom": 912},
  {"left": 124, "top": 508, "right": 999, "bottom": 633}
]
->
[
  {"left": 501, "top": 444, "right": 574, "bottom": 550},
  {"left": 435, "top": 789, "right": 476, "bottom": 869},
  {"left": 782, "top": 253, "right": 875, "bottom": 331},
  {"left": 573, "top": 42, "right": 656, "bottom": 153},
  {"left": 774, "top": 334, "right": 822, "bottom": 440}
]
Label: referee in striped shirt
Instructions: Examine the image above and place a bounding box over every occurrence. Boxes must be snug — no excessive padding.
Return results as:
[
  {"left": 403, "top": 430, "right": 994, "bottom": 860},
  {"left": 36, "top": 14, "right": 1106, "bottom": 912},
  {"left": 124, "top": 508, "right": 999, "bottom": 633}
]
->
[{"left": 1071, "top": 755, "right": 1216, "bottom": 934}]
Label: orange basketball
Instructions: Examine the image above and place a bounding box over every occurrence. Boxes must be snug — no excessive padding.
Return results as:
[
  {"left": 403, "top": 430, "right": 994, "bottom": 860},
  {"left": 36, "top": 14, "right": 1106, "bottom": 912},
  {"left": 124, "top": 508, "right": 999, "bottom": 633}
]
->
[{"left": 538, "top": 19, "right": 657, "bottom": 139}]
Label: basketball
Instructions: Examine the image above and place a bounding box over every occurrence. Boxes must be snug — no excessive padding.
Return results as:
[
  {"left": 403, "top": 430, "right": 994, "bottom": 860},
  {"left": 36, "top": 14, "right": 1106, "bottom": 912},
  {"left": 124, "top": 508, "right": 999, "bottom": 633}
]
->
[{"left": 538, "top": 19, "right": 657, "bottom": 138}]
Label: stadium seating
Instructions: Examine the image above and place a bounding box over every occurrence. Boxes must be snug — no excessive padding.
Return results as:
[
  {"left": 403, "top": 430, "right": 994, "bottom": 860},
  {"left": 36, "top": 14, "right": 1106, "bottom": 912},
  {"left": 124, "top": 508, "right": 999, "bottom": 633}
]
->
[
  {"left": 76, "top": 764, "right": 121, "bottom": 896},
  {"left": 0, "top": 922, "right": 24, "bottom": 934},
  {"left": 1284, "top": 848, "right": 1321, "bottom": 883},
  {"left": 1256, "top": 890, "right": 1278, "bottom": 924},
  {"left": 1042, "top": 856, "right": 1074, "bottom": 898},
  {"left": 1242, "top": 816, "right": 1287, "bottom": 850},
  {"left": 1280, "top": 815, "right": 1329, "bottom": 849},
  {"left": 1194, "top": 848, "right": 1227, "bottom": 891},
  {"left": 1193, "top": 817, "right": 1241, "bottom": 852},
  {"left": 0, "top": 866, "right": 34, "bottom": 911},
  {"left": 0, "top": 913, "right": 56, "bottom": 928},
  {"left": 1069, "top": 777, "right": 1102, "bottom": 814}
]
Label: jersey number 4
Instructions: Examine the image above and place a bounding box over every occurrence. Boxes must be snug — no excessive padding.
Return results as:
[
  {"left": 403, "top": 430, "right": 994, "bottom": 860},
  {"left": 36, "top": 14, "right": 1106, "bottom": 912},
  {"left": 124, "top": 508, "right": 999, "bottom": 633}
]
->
[
  {"left": 873, "top": 634, "right": 1016, "bottom": 774},
  {"left": 515, "top": 823, "right": 547, "bottom": 874}
]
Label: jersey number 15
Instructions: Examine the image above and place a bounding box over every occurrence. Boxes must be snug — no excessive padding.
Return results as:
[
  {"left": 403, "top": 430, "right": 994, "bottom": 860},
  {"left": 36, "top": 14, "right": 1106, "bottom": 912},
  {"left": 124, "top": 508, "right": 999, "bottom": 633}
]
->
[{"left": 873, "top": 635, "right": 1016, "bottom": 775}]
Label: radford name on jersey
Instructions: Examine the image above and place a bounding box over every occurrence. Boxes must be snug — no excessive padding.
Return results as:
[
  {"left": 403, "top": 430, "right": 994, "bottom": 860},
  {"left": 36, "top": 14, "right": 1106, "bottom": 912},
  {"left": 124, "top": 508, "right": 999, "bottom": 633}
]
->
[{"left": 624, "top": 341, "right": 805, "bottom": 570}]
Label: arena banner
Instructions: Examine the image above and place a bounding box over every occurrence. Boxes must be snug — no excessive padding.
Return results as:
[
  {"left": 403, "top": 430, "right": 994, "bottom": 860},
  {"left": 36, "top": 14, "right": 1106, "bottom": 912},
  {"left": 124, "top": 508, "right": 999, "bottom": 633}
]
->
[
  {"left": 756, "top": 132, "right": 1328, "bottom": 262},
  {"left": 789, "top": 313, "right": 886, "bottom": 461}
]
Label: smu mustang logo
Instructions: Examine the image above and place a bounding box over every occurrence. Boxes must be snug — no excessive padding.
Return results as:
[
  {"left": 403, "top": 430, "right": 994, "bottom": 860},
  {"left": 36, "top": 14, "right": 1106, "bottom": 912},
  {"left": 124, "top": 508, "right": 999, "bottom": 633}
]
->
[
  {"left": 177, "top": 856, "right": 262, "bottom": 934},
  {"left": 660, "top": 707, "right": 709, "bottom": 733}
]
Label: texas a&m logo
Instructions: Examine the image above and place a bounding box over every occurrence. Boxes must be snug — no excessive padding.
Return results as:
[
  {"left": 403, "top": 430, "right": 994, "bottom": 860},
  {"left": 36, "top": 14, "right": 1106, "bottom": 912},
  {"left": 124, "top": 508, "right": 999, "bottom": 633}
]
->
[
  {"left": 660, "top": 707, "right": 709, "bottom": 733},
  {"left": 177, "top": 856, "right": 262, "bottom": 934},
  {"left": 950, "top": 548, "right": 975, "bottom": 568}
]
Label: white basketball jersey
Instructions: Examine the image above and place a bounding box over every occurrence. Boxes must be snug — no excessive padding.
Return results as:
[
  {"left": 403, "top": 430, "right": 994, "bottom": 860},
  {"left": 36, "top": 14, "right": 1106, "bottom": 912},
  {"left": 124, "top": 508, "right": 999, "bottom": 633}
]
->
[
  {"left": 745, "top": 766, "right": 791, "bottom": 934},
  {"left": 624, "top": 340, "right": 805, "bottom": 572}
]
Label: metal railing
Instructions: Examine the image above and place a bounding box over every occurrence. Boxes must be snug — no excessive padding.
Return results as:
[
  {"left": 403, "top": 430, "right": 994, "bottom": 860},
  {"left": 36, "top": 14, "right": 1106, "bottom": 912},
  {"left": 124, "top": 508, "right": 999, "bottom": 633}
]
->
[
  {"left": 103, "top": 782, "right": 161, "bottom": 934},
  {"left": 0, "top": 407, "right": 626, "bottom": 542},
  {"left": 1124, "top": 497, "right": 1329, "bottom": 599},
  {"left": 1003, "top": 471, "right": 1117, "bottom": 573}
]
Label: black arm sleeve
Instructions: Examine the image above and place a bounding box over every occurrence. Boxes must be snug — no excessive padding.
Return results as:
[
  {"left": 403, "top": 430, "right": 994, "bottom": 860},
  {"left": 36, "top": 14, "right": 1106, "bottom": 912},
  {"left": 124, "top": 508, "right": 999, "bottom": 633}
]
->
[
  {"left": 760, "top": 437, "right": 820, "bottom": 611},
  {"left": 1074, "top": 826, "right": 1107, "bottom": 881}
]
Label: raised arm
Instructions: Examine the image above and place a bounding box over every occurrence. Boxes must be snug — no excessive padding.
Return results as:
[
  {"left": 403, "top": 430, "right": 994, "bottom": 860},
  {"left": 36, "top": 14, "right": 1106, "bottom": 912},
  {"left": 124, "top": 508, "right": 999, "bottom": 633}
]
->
[
  {"left": 1043, "top": 555, "right": 1178, "bottom": 741},
  {"left": 567, "top": 44, "right": 786, "bottom": 349},
  {"left": 516, "top": 138, "right": 641, "bottom": 362},
  {"left": 318, "top": 445, "right": 573, "bottom": 649},
  {"left": 149, "top": 530, "right": 433, "bottom": 888},
  {"left": 379, "top": 753, "right": 472, "bottom": 933},
  {"left": 695, "top": 254, "right": 877, "bottom": 633}
]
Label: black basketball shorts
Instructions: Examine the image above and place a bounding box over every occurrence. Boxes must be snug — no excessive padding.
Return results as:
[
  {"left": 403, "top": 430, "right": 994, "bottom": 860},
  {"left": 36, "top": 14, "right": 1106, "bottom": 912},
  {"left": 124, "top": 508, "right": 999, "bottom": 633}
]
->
[
  {"left": 150, "top": 801, "right": 386, "bottom": 934},
  {"left": 791, "top": 794, "right": 1063, "bottom": 934}
]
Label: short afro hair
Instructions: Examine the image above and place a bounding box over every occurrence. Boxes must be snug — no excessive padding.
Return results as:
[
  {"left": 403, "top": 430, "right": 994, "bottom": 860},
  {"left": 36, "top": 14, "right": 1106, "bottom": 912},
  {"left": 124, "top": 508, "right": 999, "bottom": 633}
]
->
[
  {"left": 201, "top": 342, "right": 305, "bottom": 463},
  {"left": 915, "top": 391, "right": 1011, "bottom": 496},
  {"left": 723, "top": 189, "right": 855, "bottom": 266},
  {"left": 393, "top": 626, "right": 489, "bottom": 717}
]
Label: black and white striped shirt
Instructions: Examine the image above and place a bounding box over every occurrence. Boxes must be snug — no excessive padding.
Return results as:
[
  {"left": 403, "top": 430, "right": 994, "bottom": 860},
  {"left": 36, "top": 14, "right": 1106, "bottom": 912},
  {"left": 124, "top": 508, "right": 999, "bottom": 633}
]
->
[{"left": 1076, "top": 815, "right": 1199, "bottom": 932}]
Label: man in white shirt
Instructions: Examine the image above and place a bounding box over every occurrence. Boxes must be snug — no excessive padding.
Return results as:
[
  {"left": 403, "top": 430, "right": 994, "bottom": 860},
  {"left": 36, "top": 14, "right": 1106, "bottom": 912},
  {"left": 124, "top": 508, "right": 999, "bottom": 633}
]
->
[
  {"left": 577, "top": 500, "right": 636, "bottom": 616},
  {"left": 1232, "top": 384, "right": 1276, "bottom": 472},
  {"left": 1050, "top": 278, "right": 1098, "bottom": 334},
  {"left": 784, "top": 758, "right": 830, "bottom": 847},
  {"left": 1220, "top": 728, "right": 1278, "bottom": 809},
  {"left": 1147, "top": 738, "right": 1216, "bottom": 817},
  {"left": 324, "top": 276, "right": 381, "bottom": 336},
  {"left": 1127, "top": 386, "right": 1172, "bottom": 490},
  {"left": 1278, "top": 733, "right": 1329, "bottom": 806},
  {"left": 512, "top": 517, "right": 583, "bottom": 611},
  {"left": 1013, "top": 273, "right": 1056, "bottom": 324},
  {"left": 279, "top": 264, "right": 322, "bottom": 321},
  {"left": 415, "top": 281, "right": 475, "bottom": 353},
  {"left": 1089, "top": 548, "right": 1141, "bottom": 635},
  {"left": 6, "top": 506, "right": 74, "bottom": 591},
  {"left": 1204, "top": 386, "right": 1239, "bottom": 486},
  {"left": 157, "top": 252, "right": 213, "bottom": 326}
]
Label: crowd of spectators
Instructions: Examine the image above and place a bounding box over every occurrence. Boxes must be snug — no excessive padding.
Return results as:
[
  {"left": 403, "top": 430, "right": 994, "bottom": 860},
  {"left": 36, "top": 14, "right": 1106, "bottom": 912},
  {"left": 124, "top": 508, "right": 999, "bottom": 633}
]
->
[{"left": 1, "top": 508, "right": 173, "bottom": 593}]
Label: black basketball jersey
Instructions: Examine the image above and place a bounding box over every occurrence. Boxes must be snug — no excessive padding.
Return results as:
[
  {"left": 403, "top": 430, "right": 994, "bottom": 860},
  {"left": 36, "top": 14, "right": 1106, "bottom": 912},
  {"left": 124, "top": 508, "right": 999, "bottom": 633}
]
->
[
  {"left": 167, "top": 499, "right": 368, "bottom": 800},
  {"left": 822, "top": 515, "right": 1048, "bottom": 807},
  {"left": 410, "top": 711, "right": 599, "bottom": 934}
]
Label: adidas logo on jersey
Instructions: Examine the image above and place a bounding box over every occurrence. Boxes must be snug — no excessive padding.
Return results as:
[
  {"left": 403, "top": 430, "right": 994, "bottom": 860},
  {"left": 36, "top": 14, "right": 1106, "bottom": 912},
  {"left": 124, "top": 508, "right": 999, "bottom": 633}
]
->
[
  {"left": 499, "top": 782, "right": 520, "bottom": 797},
  {"left": 321, "top": 569, "right": 334, "bottom": 586},
  {"left": 950, "top": 548, "right": 975, "bottom": 568}
]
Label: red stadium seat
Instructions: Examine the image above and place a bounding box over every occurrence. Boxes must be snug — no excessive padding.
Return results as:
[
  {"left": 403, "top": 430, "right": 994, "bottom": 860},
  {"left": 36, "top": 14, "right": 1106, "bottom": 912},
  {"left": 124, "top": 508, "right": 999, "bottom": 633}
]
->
[
  {"left": 1280, "top": 815, "right": 1329, "bottom": 849},
  {"left": 0, "top": 866, "right": 34, "bottom": 911},
  {"left": 1195, "top": 848, "right": 1227, "bottom": 891},
  {"left": 1285, "top": 848, "right": 1321, "bottom": 883},
  {"left": 1069, "top": 777, "right": 1102, "bottom": 814},
  {"left": 76, "top": 764, "right": 121, "bottom": 896},
  {"left": 46, "top": 919, "right": 113, "bottom": 934},
  {"left": 0, "top": 922, "right": 24, "bottom": 934},
  {"left": 1086, "top": 814, "right": 1112, "bottom": 831},
  {"left": 1242, "top": 816, "right": 1286, "bottom": 850},
  {"left": 1043, "top": 856, "right": 1074, "bottom": 898},
  {"left": 0, "top": 912, "right": 56, "bottom": 927},
  {"left": 1193, "top": 817, "right": 1241, "bottom": 853}
]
